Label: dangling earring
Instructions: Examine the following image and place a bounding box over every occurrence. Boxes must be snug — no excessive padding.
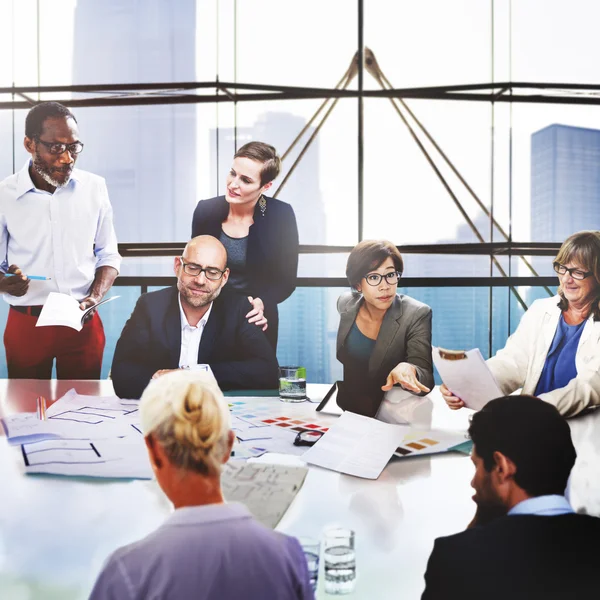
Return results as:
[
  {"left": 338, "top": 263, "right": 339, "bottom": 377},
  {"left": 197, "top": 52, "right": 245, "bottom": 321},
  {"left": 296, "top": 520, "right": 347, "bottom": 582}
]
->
[{"left": 259, "top": 195, "right": 267, "bottom": 217}]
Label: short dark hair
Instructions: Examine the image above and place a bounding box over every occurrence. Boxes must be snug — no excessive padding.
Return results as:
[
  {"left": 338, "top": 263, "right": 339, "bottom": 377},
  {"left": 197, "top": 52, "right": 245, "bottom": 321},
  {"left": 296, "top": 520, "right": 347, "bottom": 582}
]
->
[
  {"left": 345, "top": 240, "right": 404, "bottom": 289},
  {"left": 234, "top": 141, "right": 281, "bottom": 186},
  {"left": 469, "top": 396, "right": 576, "bottom": 497},
  {"left": 25, "top": 102, "right": 77, "bottom": 139}
]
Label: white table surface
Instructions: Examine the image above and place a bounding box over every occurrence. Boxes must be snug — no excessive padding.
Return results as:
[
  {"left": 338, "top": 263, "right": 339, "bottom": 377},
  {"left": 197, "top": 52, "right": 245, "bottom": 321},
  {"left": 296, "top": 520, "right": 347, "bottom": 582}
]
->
[{"left": 0, "top": 380, "right": 598, "bottom": 600}]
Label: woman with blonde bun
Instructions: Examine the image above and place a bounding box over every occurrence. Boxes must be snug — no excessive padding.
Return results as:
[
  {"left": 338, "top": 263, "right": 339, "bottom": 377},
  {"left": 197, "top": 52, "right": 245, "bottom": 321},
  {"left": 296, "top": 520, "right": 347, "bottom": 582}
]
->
[{"left": 90, "top": 370, "right": 312, "bottom": 600}]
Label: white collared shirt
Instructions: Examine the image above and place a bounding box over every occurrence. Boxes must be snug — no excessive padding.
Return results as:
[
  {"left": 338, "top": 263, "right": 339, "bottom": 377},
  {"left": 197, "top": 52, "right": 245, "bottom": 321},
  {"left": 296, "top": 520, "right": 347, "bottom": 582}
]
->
[
  {"left": 507, "top": 494, "right": 574, "bottom": 517},
  {"left": 0, "top": 162, "right": 121, "bottom": 306},
  {"left": 178, "top": 294, "right": 213, "bottom": 368}
]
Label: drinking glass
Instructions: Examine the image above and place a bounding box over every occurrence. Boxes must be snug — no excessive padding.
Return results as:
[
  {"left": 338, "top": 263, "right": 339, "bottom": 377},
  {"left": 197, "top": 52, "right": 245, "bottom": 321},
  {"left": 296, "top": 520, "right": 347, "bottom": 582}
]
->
[
  {"left": 297, "top": 536, "right": 320, "bottom": 592},
  {"left": 279, "top": 366, "right": 307, "bottom": 402},
  {"left": 323, "top": 527, "right": 356, "bottom": 594}
]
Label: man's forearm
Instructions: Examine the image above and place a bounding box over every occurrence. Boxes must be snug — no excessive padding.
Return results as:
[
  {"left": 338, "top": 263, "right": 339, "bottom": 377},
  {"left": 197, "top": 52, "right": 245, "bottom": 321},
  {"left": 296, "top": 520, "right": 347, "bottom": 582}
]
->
[{"left": 89, "top": 266, "right": 118, "bottom": 300}]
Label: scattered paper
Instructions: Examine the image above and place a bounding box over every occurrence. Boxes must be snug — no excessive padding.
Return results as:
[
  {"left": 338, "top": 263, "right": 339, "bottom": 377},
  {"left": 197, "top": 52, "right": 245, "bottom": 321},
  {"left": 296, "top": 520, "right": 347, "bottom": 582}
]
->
[
  {"left": 36, "top": 293, "right": 120, "bottom": 331},
  {"left": 303, "top": 411, "right": 467, "bottom": 479},
  {"left": 222, "top": 460, "right": 308, "bottom": 528},
  {"left": 22, "top": 438, "right": 152, "bottom": 479},
  {"left": 1, "top": 412, "right": 132, "bottom": 445}
]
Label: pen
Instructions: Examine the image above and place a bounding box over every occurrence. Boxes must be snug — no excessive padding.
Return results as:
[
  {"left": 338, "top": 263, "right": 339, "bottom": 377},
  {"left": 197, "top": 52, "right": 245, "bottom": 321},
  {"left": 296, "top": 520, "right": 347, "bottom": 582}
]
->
[
  {"left": 36, "top": 396, "right": 47, "bottom": 421},
  {"left": 4, "top": 273, "right": 51, "bottom": 281}
]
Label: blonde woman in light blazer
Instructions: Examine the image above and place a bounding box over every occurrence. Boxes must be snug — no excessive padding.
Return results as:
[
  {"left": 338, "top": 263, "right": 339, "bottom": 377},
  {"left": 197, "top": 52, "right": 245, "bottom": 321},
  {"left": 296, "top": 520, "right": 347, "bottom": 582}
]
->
[{"left": 442, "top": 231, "right": 600, "bottom": 418}]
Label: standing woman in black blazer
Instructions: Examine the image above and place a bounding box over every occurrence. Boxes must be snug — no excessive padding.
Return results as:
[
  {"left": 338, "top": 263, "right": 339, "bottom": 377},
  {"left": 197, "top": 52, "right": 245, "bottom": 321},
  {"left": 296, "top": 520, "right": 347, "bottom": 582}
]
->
[{"left": 192, "top": 142, "right": 299, "bottom": 349}]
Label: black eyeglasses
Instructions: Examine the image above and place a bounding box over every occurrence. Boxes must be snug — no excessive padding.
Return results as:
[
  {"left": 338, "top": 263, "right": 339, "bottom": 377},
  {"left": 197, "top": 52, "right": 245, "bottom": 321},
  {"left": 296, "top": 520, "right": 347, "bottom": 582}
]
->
[
  {"left": 293, "top": 430, "right": 324, "bottom": 447},
  {"left": 553, "top": 262, "right": 593, "bottom": 281},
  {"left": 36, "top": 139, "right": 84, "bottom": 155},
  {"left": 364, "top": 271, "right": 401, "bottom": 286},
  {"left": 180, "top": 259, "right": 226, "bottom": 281}
]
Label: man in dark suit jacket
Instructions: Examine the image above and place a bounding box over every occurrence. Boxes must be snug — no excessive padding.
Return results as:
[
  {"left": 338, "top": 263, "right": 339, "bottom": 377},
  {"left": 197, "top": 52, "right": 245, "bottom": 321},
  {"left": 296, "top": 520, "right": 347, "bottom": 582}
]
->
[
  {"left": 111, "top": 235, "right": 279, "bottom": 399},
  {"left": 422, "top": 395, "right": 600, "bottom": 600}
]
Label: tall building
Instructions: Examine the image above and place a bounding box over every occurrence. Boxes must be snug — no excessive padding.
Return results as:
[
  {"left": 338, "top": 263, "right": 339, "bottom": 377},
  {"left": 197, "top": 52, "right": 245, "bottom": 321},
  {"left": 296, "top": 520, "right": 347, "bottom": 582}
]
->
[
  {"left": 209, "top": 113, "right": 331, "bottom": 383},
  {"left": 405, "top": 215, "right": 519, "bottom": 381},
  {"left": 528, "top": 123, "right": 597, "bottom": 302},
  {"left": 71, "top": 0, "right": 197, "bottom": 376},
  {"left": 531, "top": 124, "right": 600, "bottom": 244},
  {"left": 72, "top": 0, "right": 197, "bottom": 244}
]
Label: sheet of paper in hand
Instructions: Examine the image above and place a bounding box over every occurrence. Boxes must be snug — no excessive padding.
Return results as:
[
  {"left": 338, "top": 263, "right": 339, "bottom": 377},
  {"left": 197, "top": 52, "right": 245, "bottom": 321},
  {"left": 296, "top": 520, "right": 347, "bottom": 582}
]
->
[{"left": 36, "top": 292, "right": 119, "bottom": 331}]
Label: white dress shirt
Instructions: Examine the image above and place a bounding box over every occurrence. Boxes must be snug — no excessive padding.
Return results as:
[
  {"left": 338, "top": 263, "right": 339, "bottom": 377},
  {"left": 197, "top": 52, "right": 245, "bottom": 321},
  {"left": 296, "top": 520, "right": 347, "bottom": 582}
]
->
[
  {"left": 0, "top": 162, "right": 121, "bottom": 306},
  {"left": 507, "top": 494, "right": 574, "bottom": 517},
  {"left": 178, "top": 294, "right": 213, "bottom": 368}
]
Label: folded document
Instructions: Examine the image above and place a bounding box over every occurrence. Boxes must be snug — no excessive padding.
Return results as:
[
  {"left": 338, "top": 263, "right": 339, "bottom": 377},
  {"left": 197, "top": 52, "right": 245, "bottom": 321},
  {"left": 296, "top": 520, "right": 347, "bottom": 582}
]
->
[{"left": 36, "top": 292, "right": 119, "bottom": 331}]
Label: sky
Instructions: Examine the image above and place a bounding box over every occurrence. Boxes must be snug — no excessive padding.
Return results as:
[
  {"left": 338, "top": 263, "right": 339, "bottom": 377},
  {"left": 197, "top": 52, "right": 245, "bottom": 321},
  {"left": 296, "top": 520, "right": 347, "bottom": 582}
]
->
[{"left": 3, "top": 0, "right": 600, "bottom": 249}]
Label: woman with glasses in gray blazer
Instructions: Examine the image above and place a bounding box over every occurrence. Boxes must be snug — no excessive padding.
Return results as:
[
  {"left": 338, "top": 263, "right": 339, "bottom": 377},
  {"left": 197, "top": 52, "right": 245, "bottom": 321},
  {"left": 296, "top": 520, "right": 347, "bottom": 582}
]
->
[{"left": 336, "top": 240, "right": 434, "bottom": 418}]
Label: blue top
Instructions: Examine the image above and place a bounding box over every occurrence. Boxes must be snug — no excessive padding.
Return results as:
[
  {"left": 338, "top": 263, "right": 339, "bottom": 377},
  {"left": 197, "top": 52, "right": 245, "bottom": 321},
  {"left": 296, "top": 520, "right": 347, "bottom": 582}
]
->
[
  {"left": 508, "top": 495, "right": 574, "bottom": 517},
  {"left": 534, "top": 314, "right": 586, "bottom": 396},
  {"left": 345, "top": 321, "right": 376, "bottom": 364},
  {"left": 89, "top": 503, "right": 312, "bottom": 600}
]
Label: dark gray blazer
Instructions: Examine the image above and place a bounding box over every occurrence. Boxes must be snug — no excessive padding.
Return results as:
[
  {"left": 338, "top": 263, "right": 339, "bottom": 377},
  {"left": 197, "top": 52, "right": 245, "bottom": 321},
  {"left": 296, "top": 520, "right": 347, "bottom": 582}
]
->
[{"left": 336, "top": 291, "right": 434, "bottom": 416}]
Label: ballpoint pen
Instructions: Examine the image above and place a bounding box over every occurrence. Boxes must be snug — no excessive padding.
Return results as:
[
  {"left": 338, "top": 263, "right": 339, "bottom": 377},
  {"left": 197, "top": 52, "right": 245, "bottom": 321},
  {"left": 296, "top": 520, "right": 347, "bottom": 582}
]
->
[
  {"left": 36, "top": 396, "right": 48, "bottom": 421},
  {"left": 4, "top": 273, "right": 51, "bottom": 281}
]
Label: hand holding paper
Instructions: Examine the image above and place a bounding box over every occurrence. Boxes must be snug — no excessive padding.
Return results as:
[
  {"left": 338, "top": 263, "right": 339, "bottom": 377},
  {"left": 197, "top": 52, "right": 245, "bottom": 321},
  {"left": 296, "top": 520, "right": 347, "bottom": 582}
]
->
[
  {"left": 36, "top": 292, "right": 119, "bottom": 331},
  {"left": 432, "top": 347, "right": 503, "bottom": 411}
]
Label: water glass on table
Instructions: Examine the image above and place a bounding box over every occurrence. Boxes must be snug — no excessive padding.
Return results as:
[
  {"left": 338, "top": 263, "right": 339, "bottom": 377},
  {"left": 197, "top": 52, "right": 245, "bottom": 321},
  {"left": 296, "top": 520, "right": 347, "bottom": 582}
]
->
[
  {"left": 279, "top": 366, "right": 307, "bottom": 402},
  {"left": 323, "top": 527, "right": 356, "bottom": 595},
  {"left": 297, "top": 536, "right": 320, "bottom": 593}
]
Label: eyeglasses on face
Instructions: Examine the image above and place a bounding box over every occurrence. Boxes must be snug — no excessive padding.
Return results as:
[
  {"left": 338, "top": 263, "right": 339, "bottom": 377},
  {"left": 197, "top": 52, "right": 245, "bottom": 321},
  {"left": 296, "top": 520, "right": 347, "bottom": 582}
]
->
[
  {"left": 179, "top": 258, "right": 225, "bottom": 281},
  {"left": 553, "top": 262, "right": 593, "bottom": 280},
  {"left": 364, "top": 271, "right": 401, "bottom": 287},
  {"left": 36, "top": 139, "right": 84, "bottom": 155}
]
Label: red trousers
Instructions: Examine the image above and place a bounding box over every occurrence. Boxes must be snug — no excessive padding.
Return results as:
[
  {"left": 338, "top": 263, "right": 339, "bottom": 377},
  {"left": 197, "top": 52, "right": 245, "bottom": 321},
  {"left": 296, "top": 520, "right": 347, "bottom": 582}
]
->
[{"left": 4, "top": 307, "right": 105, "bottom": 379}]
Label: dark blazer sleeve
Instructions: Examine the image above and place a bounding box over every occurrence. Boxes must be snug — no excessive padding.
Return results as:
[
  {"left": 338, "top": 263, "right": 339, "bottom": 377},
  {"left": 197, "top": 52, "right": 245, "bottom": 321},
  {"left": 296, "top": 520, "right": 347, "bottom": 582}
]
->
[
  {"left": 407, "top": 305, "right": 435, "bottom": 392},
  {"left": 111, "top": 295, "right": 161, "bottom": 399},
  {"left": 209, "top": 300, "right": 279, "bottom": 390},
  {"left": 421, "top": 538, "right": 463, "bottom": 600},
  {"left": 256, "top": 201, "right": 299, "bottom": 308}
]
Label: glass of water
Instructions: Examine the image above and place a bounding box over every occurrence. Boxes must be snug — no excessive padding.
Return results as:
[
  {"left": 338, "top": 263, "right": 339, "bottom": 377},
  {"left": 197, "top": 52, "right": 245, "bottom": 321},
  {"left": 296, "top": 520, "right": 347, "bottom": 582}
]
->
[
  {"left": 323, "top": 527, "right": 356, "bottom": 595},
  {"left": 279, "top": 366, "right": 307, "bottom": 402},
  {"left": 297, "top": 536, "right": 320, "bottom": 593}
]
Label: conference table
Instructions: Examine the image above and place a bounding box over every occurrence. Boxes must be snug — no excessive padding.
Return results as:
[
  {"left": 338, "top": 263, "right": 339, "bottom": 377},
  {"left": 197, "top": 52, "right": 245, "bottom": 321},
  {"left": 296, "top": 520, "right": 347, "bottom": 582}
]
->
[{"left": 1, "top": 380, "right": 599, "bottom": 600}]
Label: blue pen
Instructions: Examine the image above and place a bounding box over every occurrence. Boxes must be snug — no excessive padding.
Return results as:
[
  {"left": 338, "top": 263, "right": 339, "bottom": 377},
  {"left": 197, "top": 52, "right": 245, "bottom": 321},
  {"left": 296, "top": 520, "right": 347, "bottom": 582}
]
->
[{"left": 4, "top": 273, "right": 51, "bottom": 281}]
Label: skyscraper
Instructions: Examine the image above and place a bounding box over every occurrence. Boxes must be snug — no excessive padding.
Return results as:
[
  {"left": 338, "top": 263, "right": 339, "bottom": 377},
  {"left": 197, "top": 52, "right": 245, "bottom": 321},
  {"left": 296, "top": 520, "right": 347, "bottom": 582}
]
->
[
  {"left": 72, "top": 0, "right": 197, "bottom": 244},
  {"left": 404, "top": 215, "right": 520, "bottom": 379},
  {"left": 528, "top": 123, "right": 597, "bottom": 303},
  {"left": 71, "top": 0, "right": 197, "bottom": 376},
  {"left": 531, "top": 124, "right": 600, "bottom": 244},
  {"left": 209, "top": 112, "right": 331, "bottom": 382}
]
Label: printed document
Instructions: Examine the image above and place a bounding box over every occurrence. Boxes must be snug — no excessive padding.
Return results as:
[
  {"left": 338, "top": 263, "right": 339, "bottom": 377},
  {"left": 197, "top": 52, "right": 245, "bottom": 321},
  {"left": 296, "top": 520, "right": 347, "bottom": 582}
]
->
[
  {"left": 222, "top": 460, "right": 308, "bottom": 528},
  {"left": 432, "top": 347, "right": 503, "bottom": 410},
  {"left": 21, "top": 438, "right": 152, "bottom": 479},
  {"left": 36, "top": 292, "right": 119, "bottom": 331},
  {"left": 303, "top": 411, "right": 466, "bottom": 479}
]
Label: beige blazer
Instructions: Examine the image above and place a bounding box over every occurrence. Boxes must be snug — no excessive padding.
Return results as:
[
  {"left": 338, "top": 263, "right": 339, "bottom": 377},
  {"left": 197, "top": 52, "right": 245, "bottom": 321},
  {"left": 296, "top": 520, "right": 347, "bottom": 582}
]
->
[
  {"left": 336, "top": 291, "right": 434, "bottom": 391},
  {"left": 488, "top": 295, "right": 600, "bottom": 417}
]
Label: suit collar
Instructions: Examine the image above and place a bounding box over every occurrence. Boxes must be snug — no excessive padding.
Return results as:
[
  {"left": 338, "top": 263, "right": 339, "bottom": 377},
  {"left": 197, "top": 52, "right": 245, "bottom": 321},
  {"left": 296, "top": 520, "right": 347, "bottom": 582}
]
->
[
  {"left": 369, "top": 296, "right": 403, "bottom": 376},
  {"left": 165, "top": 288, "right": 182, "bottom": 366},
  {"left": 338, "top": 293, "right": 404, "bottom": 377},
  {"left": 541, "top": 295, "right": 600, "bottom": 348},
  {"left": 197, "top": 297, "right": 221, "bottom": 363}
]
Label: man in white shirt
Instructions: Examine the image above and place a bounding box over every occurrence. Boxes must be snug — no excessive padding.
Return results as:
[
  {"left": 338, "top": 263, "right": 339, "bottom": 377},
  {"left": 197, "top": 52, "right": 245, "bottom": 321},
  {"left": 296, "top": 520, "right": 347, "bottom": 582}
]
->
[
  {"left": 0, "top": 102, "right": 121, "bottom": 378},
  {"left": 111, "top": 235, "right": 278, "bottom": 399}
]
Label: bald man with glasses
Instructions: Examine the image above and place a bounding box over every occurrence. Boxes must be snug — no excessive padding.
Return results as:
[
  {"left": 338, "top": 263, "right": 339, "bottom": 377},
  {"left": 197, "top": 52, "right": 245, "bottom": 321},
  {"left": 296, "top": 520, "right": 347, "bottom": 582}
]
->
[{"left": 111, "top": 235, "right": 279, "bottom": 399}]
